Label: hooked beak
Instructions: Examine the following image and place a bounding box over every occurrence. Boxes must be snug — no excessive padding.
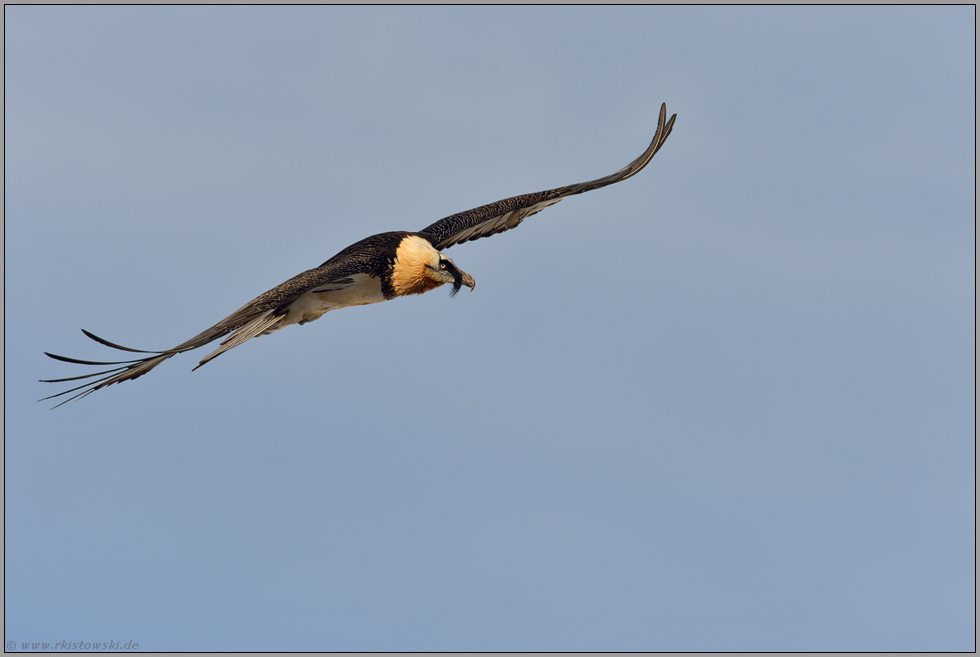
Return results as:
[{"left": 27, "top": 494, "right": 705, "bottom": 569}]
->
[{"left": 451, "top": 270, "right": 476, "bottom": 297}]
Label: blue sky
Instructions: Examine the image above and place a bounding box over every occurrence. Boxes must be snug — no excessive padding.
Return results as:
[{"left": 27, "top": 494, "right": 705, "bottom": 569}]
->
[{"left": 5, "top": 6, "right": 974, "bottom": 651}]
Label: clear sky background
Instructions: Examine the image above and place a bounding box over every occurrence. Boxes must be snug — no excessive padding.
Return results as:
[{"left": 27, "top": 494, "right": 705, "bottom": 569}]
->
[{"left": 4, "top": 6, "right": 975, "bottom": 651}]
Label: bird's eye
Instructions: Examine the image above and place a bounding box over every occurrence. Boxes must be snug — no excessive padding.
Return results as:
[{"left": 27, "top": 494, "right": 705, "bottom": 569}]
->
[{"left": 439, "top": 262, "right": 447, "bottom": 269}]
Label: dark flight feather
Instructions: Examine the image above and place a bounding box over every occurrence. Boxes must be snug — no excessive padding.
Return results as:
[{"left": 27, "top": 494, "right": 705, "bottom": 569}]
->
[
  {"left": 417, "top": 103, "right": 676, "bottom": 250},
  {"left": 37, "top": 235, "right": 408, "bottom": 406}
]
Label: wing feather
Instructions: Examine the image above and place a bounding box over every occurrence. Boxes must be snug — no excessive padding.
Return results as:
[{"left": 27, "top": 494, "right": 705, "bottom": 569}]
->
[
  {"left": 418, "top": 102, "right": 676, "bottom": 250},
  {"left": 191, "top": 309, "right": 284, "bottom": 370},
  {"left": 40, "top": 253, "right": 377, "bottom": 406}
]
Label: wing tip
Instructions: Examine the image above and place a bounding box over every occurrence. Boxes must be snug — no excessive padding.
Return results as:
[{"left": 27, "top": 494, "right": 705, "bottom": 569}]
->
[{"left": 80, "top": 328, "right": 165, "bottom": 354}]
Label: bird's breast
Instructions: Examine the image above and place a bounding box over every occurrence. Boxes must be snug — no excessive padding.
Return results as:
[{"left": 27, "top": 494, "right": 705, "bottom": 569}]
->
[{"left": 282, "top": 273, "right": 385, "bottom": 327}]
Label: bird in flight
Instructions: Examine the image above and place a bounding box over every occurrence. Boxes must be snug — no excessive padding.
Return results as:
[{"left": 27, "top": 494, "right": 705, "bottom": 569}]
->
[{"left": 41, "top": 103, "right": 676, "bottom": 407}]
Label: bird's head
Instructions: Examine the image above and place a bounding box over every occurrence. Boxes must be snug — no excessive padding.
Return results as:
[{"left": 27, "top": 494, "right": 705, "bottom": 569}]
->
[
  {"left": 390, "top": 235, "right": 476, "bottom": 297},
  {"left": 430, "top": 254, "right": 475, "bottom": 297}
]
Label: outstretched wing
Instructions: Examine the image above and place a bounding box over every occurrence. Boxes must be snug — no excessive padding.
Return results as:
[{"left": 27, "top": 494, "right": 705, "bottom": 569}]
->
[
  {"left": 39, "top": 257, "right": 366, "bottom": 407},
  {"left": 417, "top": 102, "right": 676, "bottom": 251}
]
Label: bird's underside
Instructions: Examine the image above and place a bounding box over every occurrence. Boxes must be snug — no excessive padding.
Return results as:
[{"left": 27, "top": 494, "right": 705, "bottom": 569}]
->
[{"left": 41, "top": 103, "right": 676, "bottom": 407}]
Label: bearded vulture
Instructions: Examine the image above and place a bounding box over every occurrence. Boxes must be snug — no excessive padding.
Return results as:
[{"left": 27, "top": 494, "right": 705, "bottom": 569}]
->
[{"left": 41, "top": 103, "right": 676, "bottom": 406}]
